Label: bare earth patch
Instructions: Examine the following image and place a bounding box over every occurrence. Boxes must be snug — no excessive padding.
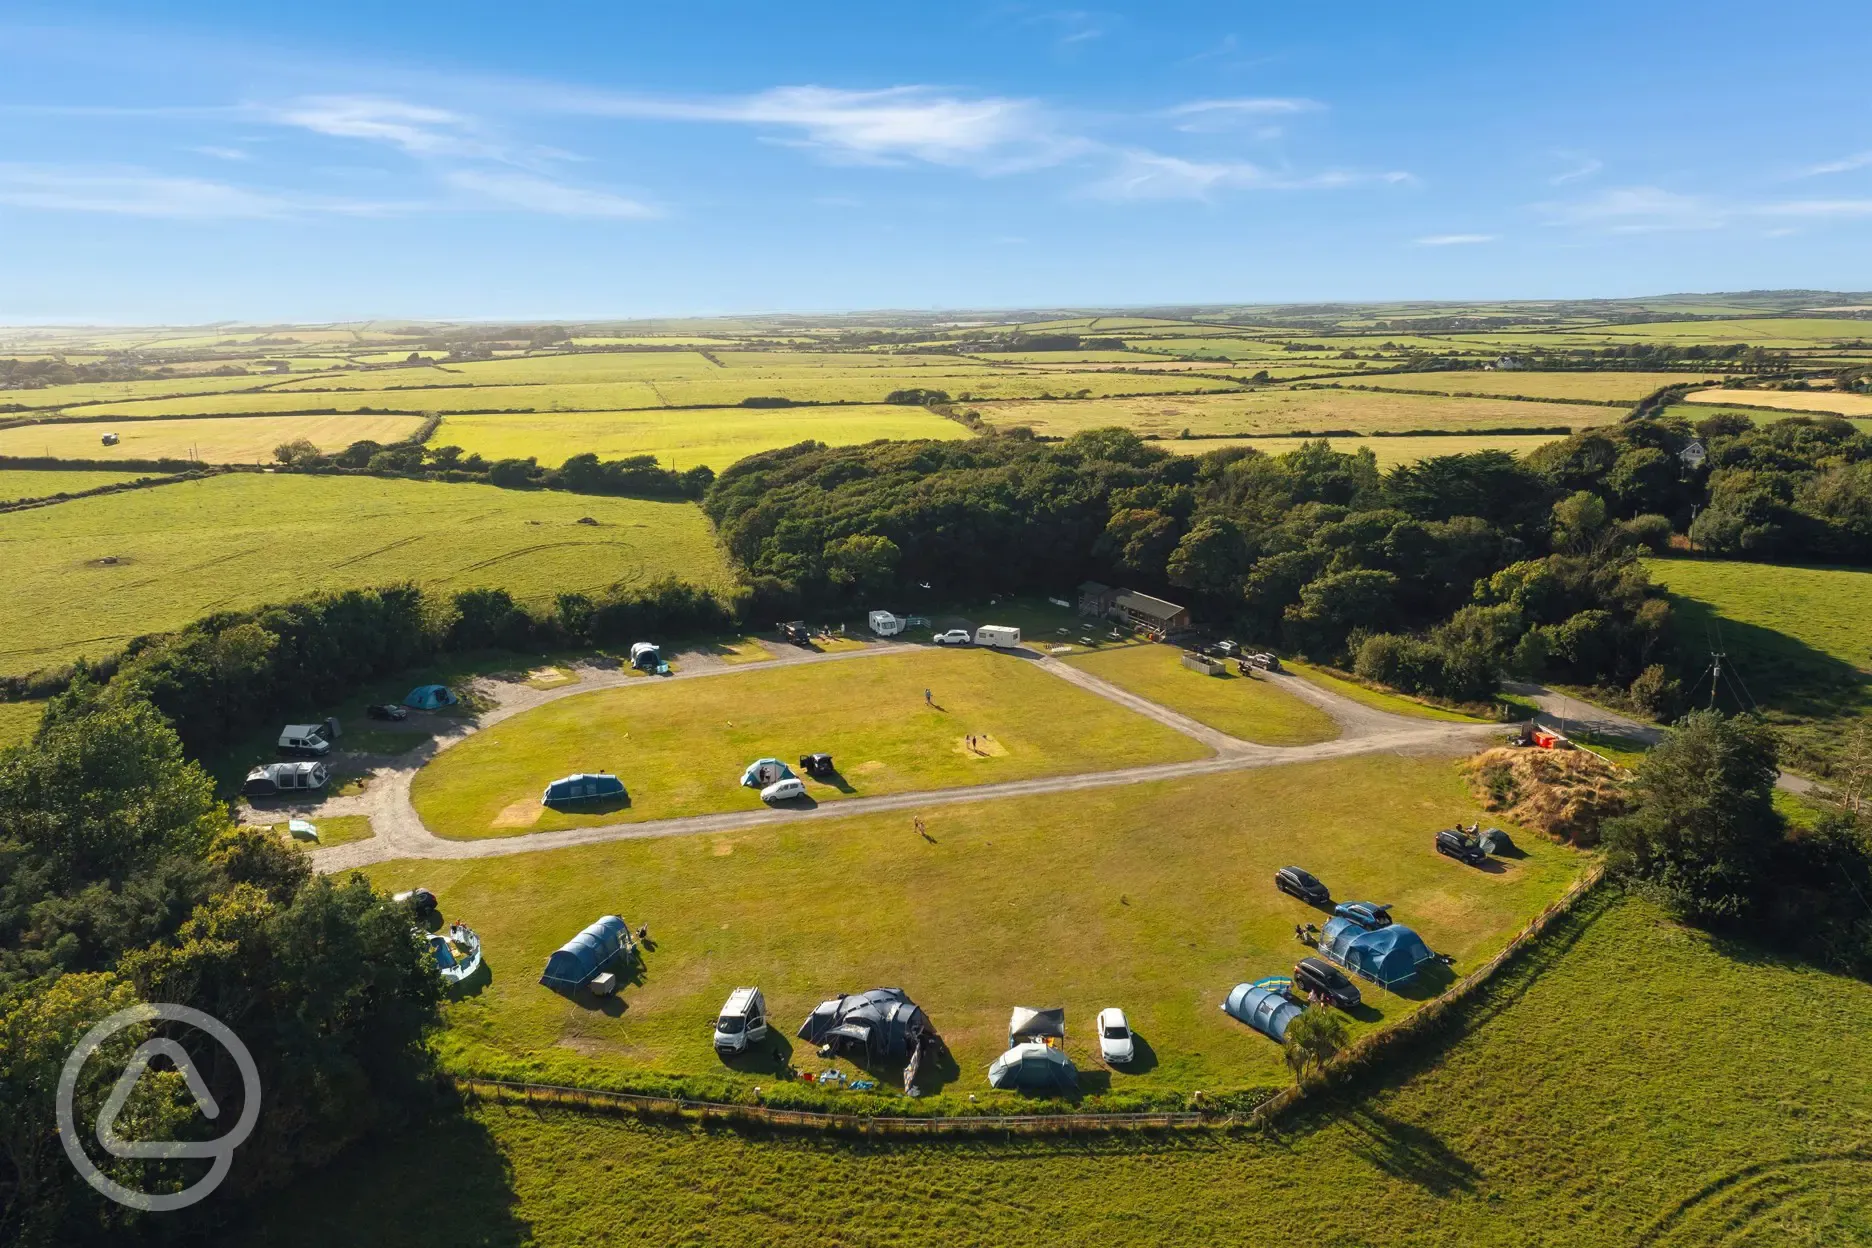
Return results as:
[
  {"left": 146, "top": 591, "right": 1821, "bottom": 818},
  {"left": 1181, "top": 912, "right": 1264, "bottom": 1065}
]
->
[{"left": 492, "top": 800, "right": 542, "bottom": 829}]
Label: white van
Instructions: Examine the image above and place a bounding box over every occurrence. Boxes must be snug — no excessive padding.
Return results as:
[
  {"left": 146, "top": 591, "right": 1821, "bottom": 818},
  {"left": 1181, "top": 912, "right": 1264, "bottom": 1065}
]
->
[
  {"left": 760, "top": 777, "right": 805, "bottom": 803},
  {"left": 974, "top": 625, "right": 1022, "bottom": 649},
  {"left": 714, "top": 987, "right": 770, "bottom": 1054},
  {"left": 277, "top": 723, "right": 333, "bottom": 756}
]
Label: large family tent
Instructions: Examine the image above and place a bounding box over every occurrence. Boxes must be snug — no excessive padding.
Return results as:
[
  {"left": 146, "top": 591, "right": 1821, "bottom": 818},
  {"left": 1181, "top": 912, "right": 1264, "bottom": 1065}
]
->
[
  {"left": 1319, "top": 917, "right": 1437, "bottom": 989},
  {"left": 1222, "top": 980, "right": 1305, "bottom": 1042},
  {"left": 987, "top": 1042, "right": 1079, "bottom": 1094},
  {"left": 404, "top": 685, "right": 458, "bottom": 711},
  {"left": 1008, "top": 1005, "right": 1066, "bottom": 1048},
  {"left": 798, "top": 987, "right": 943, "bottom": 1092},
  {"left": 539, "top": 915, "right": 633, "bottom": 991},
  {"left": 740, "top": 758, "right": 795, "bottom": 788},
  {"left": 542, "top": 773, "right": 627, "bottom": 807}
]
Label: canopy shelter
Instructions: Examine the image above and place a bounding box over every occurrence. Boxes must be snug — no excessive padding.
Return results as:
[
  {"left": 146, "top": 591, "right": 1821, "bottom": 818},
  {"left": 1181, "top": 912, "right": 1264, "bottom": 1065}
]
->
[
  {"left": 1008, "top": 1005, "right": 1066, "bottom": 1048},
  {"left": 539, "top": 915, "right": 633, "bottom": 991},
  {"left": 987, "top": 1042, "right": 1079, "bottom": 1095},
  {"left": 798, "top": 987, "right": 941, "bottom": 1091},
  {"left": 1319, "top": 917, "right": 1436, "bottom": 989},
  {"left": 404, "top": 684, "right": 458, "bottom": 711},
  {"left": 542, "top": 773, "right": 627, "bottom": 807},
  {"left": 1223, "top": 980, "right": 1305, "bottom": 1042},
  {"left": 740, "top": 758, "right": 795, "bottom": 788}
]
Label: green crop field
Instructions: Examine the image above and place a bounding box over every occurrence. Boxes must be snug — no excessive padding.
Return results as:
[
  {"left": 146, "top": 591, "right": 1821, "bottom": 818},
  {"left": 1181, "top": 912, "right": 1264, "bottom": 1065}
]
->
[
  {"left": 0, "top": 468, "right": 155, "bottom": 501},
  {"left": 1345, "top": 371, "right": 1723, "bottom": 402},
  {"left": 979, "top": 388, "right": 1600, "bottom": 439},
  {"left": 1683, "top": 387, "right": 1872, "bottom": 418},
  {"left": 233, "top": 890, "right": 1872, "bottom": 1247},
  {"left": 1157, "top": 433, "right": 1565, "bottom": 465},
  {"left": 436, "top": 404, "right": 971, "bottom": 470},
  {"left": 385, "top": 754, "right": 1575, "bottom": 1101},
  {"left": 0, "top": 473, "right": 734, "bottom": 675},
  {"left": 409, "top": 647, "right": 1211, "bottom": 838},
  {"left": 0, "top": 414, "right": 426, "bottom": 464},
  {"left": 1063, "top": 642, "right": 1339, "bottom": 744}
]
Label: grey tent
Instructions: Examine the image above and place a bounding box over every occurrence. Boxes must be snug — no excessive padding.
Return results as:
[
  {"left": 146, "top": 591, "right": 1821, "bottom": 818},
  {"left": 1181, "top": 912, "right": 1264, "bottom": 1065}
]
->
[
  {"left": 1222, "top": 981, "right": 1305, "bottom": 1042},
  {"left": 797, "top": 987, "right": 942, "bottom": 1091},
  {"left": 1008, "top": 1005, "right": 1066, "bottom": 1048},
  {"left": 539, "top": 915, "right": 633, "bottom": 991},
  {"left": 1478, "top": 827, "right": 1516, "bottom": 855},
  {"left": 987, "top": 1042, "right": 1079, "bottom": 1094}
]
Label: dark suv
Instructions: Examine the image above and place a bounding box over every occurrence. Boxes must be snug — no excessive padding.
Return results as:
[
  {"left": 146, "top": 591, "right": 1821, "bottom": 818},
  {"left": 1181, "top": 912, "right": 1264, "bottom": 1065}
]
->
[
  {"left": 1293, "top": 956, "right": 1362, "bottom": 1009},
  {"left": 1274, "top": 866, "right": 1331, "bottom": 905},
  {"left": 1436, "top": 828, "right": 1488, "bottom": 866}
]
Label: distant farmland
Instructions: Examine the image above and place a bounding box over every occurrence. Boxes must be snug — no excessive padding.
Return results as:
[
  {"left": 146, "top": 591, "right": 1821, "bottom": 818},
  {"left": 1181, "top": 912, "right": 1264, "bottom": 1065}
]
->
[
  {"left": 0, "top": 468, "right": 154, "bottom": 501},
  {"left": 1682, "top": 387, "right": 1872, "bottom": 419},
  {"left": 978, "top": 388, "right": 1601, "bottom": 439},
  {"left": 1344, "top": 370, "right": 1724, "bottom": 402},
  {"left": 1156, "top": 432, "right": 1566, "bottom": 465},
  {"left": 0, "top": 474, "right": 734, "bottom": 675},
  {"left": 0, "top": 414, "right": 426, "bottom": 464}
]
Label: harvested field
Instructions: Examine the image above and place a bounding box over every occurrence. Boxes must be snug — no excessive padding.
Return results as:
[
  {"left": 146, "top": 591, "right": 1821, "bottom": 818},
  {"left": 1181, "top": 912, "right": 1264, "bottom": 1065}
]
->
[
  {"left": 1683, "top": 387, "right": 1872, "bottom": 418},
  {"left": 979, "top": 389, "right": 1600, "bottom": 439},
  {"left": 1345, "top": 371, "right": 1723, "bottom": 402}
]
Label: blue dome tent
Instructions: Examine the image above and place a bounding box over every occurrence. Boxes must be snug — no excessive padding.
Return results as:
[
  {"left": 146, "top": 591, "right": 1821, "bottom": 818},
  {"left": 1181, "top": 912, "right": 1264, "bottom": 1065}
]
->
[
  {"left": 1319, "top": 917, "right": 1436, "bottom": 988},
  {"left": 1222, "top": 980, "right": 1304, "bottom": 1041},
  {"left": 539, "top": 915, "right": 633, "bottom": 991},
  {"left": 404, "top": 684, "right": 458, "bottom": 711},
  {"left": 740, "top": 758, "right": 795, "bottom": 788}
]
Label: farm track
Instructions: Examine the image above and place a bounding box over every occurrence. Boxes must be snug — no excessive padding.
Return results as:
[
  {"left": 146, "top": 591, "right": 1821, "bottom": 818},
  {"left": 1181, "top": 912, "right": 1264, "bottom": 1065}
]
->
[{"left": 296, "top": 641, "right": 1507, "bottom": 872}]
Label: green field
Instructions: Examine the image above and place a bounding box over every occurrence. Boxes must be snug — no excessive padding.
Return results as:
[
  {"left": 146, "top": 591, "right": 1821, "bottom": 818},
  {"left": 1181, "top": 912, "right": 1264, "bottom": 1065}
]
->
[
  {"left": 1647, "top": 558, "right": 1872, "bottom": 675},
  {"left": 0, "top": 468, "right": 156, "bottom": 501},
  {"left": 1346, "top": 370, "right": 1722, "bottom": 402},
  {"left": 0, "top": 473, "right": 734, "bottom": 675},
  {"left": 979, "top": 388, "right": 1600, "bottom": 439},
  {"left": 1158, "top": 433, "right": 1565, "bottom": 465},
  {"left": 1684, "top": 386, "right": 1872, "bottom": 418},
  {"left": 1063, "top": 642, "right": 1339, "bottom": 744},
  {"left": 0, "top": 372, "right": 287, "bottom": 410},
  {"left": 261, "top": 813, "right": 374, "bottom": 849},
  {"left": 0, "top": 414, "right": 425, "bottom": 464},
  {"left": 386, "top": 754, "right": 1574, "bottom": 1099},
  {"left": 0, "top": 699, "right": 43, "bottom": 747},
  {"left": 437, "top": 404, "right": 971, "bottom": 470},
  {"left": 409, "top": 647, "right": 1211, "bottom": 838}
]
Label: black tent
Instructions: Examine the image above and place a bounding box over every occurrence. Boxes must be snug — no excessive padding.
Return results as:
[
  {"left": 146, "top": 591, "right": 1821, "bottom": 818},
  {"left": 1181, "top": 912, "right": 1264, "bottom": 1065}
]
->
[{"left": 798, "top": 987, "right": 941, "bottom": 1091}]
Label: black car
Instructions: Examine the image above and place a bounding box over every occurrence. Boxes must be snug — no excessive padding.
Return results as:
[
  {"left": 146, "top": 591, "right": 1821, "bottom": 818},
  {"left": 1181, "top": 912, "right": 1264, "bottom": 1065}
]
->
[
  {"left": 1274, "top": 866, "right": 1331, "bottom": 905},
  {"left": 367, "top": 703, "right": 409, "bottom": 721},
  {"left": 798, "top": 752, "right": 836, "bottom": 779},
  {"left": 1293, "top": 956, "right": 1362, "bottom": 1009},
  {"left": 1436, "top": 828, "right": 1488, "bottom": 866}
]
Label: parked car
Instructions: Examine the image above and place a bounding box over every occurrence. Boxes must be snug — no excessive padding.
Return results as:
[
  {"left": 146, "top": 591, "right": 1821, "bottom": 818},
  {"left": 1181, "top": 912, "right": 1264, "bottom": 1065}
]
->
[
  {"left": 393, "top": 887, "right": 439, "bottom": 911},
  {"left": 1293, "top": 956, "right": 1362, "bottom": 1009},
  {"left": 759, "top": 777, "right": 806, "bottom": 803},
  {"left": 1436, "top": 828, "right": 1489, "bottom": 866},
  {"left": 1096, "top": 1007, "right": 1136, "bottom": 1065},
  {"left": 934, "top": 629, "right": 972, "bottom": 645},
  {"left": 1332, "top": 901, "right": 1395, "bottom": 930},
  {"left": 366, "top": 703, "right": 408, "bottom": 721},
  {"left": 713, "top": 986, "right": 770, "bottom": 1055},
  {"left": 798, "top": 752, "right": 836, "bottom": 779},
  {"left": 1274, "top": 866, "right": 1332, "bottom": 905}
]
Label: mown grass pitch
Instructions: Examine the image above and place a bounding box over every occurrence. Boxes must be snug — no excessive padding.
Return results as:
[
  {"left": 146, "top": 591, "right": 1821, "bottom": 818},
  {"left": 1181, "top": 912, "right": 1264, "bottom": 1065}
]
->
[
  {"left": 1063, "top": 642, "right": 1338, "bottom": 744},
  {"left": 382, "top": 753, "right": 1575, "bottom": 1103},
  {"left": 978, "top": 388, "right": 1603, "bottom": 439},
  {"left": 237, "top": 891, "right": 1872, "bottom": 1247},
  {"left": 0, "top": 473, "right": 734, "bottom": 675},
  {"left": 0, "top": 413, "right": 425, "bottom": 464},
  {"left": 408, "top": 647, "right": 1211, "bottom": 838}
]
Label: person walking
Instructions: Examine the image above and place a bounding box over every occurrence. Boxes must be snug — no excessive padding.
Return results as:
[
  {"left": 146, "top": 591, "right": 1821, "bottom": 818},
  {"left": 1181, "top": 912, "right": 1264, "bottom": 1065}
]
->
[{"left": 924, "top": 688, "right": 932, "bottom": 707}]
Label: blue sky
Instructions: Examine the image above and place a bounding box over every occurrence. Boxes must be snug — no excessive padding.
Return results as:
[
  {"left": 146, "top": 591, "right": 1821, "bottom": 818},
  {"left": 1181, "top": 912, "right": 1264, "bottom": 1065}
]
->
[{"left": 2, "top": 2, "right": 1870, "bottom": 322}]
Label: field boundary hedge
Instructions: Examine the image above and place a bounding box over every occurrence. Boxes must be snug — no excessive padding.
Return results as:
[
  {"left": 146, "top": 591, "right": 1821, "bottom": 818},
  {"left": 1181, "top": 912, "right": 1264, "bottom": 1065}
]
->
[{"left": 0, "top": 466, "right": 219, "bottom": 514}]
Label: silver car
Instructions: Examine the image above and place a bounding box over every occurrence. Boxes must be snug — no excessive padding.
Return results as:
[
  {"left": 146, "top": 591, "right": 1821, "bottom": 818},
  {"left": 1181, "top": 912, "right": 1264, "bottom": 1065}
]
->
[{"left": 1097, "top": 1007, "right": 1136, "bottom": 1064}]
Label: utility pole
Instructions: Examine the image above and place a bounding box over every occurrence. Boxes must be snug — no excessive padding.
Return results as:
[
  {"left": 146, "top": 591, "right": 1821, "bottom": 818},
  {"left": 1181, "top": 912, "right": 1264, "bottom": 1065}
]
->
[{"left": 1708, "top": 649, "right": 1724, "bottom": 709}]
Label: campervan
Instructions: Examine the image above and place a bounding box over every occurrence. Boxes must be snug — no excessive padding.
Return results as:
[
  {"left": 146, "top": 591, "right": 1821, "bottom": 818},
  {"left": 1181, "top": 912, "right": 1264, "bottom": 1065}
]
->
[
  {"left": 713, "top": 987, "right": 770, "bottom": 1054},
  {"left": 277, "top": 722, "right": 334, "bottom": 756},
  {"left": 974, "top": 625, "right": 1021, "bottom": 649}
]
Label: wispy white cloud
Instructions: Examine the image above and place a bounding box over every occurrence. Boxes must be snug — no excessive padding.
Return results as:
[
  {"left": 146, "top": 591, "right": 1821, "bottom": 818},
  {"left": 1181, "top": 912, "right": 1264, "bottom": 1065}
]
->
[
  {"left": 190, "top": 145, "right": 250, "bottom": 161},
  {"left": 1755, "top": 198, "right": 1872, "bottom": 218},
  {"left": 1089, "top": 149, "right": 1409, "bottom": 200},
  {"left": 1800, "top": 151, "right": 1872, "bottom": 177},
  {"left": 1165, "top": 97, "right": 1323, "bottom": 135},
  {"left": 1536, "top": 186, "right": 1723, "bottom": 232},
  {"left": 1416, "top": 233, "right": 1496, "bottom": 246},
  {"left": 271, "top": 95, "right": 507, "bottom": 160},
  {"left": 0, "top": 164, "right": 399, "bottom": 218},
  {"left": 1549, "top": 156, "right": 1602, "bottom": 185},
  {"left": 444, "top": 169, "right": 657, "bottom": 218}
]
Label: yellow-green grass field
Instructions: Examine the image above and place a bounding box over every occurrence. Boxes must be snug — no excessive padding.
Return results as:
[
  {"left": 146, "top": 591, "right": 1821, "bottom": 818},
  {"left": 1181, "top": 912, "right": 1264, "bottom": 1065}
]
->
[
  {"left": 1286, "top": 660, "right": 1493, "bottom": 722},
  {"left": 0, "top": 414, "right": 426, "bottom": 464},
  {"left": 384, "top": 754, "right": 1575, "bottom": 1100},
  {"left": 1345, "top": 370, "right": 1723, "bottom": 402},
  {"left": 409, "top": 647, "right": 1211, "bottom": 839},
  {"left": 262, "top": 813, "right": 373, "bottom": 849},
  {"left": 1684, "top": 386, "right": 1872, "bottom": 418},
  {"left": 0, "top": 372, "right": 288, "bottom": 410},
  {"left": 1157, "top": 433, "right": 1564, "bottom": 465},
  {"left": 0, "top": 468, "right": 156, "bottom": 501},
  {"left": 0, "top": 473, "right": 734, "bottom": 675},
  {"left": 436, "top": 404, "right": 971, "bottom": 470},
  {"left": 1063, "top": 642, "right": 1338, "bottom": 744},
  {"left": 978, "top": 388, "right": 1596, "bottom": 440},
  {"left": 1646, "top": 557, "right": 1872, "bottom": 673},
  {"left": 0, "top": 700, "right": 43, "bottom": 748},
  {"left": 235, "top": 891, "right": 1872, "bottom": 1248}
]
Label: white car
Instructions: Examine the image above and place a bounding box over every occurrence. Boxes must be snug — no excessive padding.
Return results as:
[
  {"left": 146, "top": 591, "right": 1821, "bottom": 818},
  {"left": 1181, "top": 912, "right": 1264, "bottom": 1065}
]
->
[
  {"left": 759, "top": 777, "right": 805, "bottom": 803},
  {"left": 933, "top": 629, "right": 972, "bottom": 645},
  {"left": 1097, "top": 1007, "right": 1136, "bottom": 1065}
]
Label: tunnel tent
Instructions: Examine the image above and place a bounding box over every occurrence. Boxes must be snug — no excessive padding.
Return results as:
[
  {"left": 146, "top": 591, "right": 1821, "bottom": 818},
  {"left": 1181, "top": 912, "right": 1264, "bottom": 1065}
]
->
[
  {"left": 740, "top": 758, "right": 795, "bottom": 788},
  {"left": 1222, "top": 979, "right": 1304, "bottom": 1042},
  {"left": 404, "top": 684, "right": 458, "bottom": 711},
  {"left": 542, "top": 772, "right": 627, "bottom": 807},
  {"left": 1319, "top": 917, "right": 1436, "bottom": 989},
  {"left": 1008, "top": 1005, "right": 1066, "bottom": 1047},
  {"left": 539, "top": 915, "right": 634, "bottom": 991},
  {"left": 987, "top": 1042, "right": 1079, "bottom": 1094}
]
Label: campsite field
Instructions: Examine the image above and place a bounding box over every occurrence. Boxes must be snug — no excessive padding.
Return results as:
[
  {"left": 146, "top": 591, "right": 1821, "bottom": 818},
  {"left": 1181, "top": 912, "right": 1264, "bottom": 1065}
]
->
[
  {"left": 0, "top": 473, "right": 734, "bottom": 676},
  {"left": 386, "top": 754, "right": 1575, "bottom": 1102},
  {"left": 1157, "top": 433, "right": 1565, "bottom": 465},
  {"left": 436, "top": 403, "right": 970, "bottom": 469},
  {"left": 0, "top": 414, "right": 426, "bottom": 464},
  {"left": 0, "top": 468, "right": 155, "bottom": 500},
  {"left": 407, "top": 647, "right": 1211, "bottom": 838},
  {"left": 1063, "top": 642, "right": 1338, "bottom": 744},
  {"left": 977, "top": 389, "right": 1597, "bottom": 439},
  {"left": 235, "top": 891, "right": 1872, "bottom": 1247}
]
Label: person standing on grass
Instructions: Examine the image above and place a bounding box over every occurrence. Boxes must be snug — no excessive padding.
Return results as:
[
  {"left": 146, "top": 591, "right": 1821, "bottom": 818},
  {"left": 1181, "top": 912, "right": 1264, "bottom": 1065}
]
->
[{"left": 924, "top": 688, "right": 932, "bottom": 707}]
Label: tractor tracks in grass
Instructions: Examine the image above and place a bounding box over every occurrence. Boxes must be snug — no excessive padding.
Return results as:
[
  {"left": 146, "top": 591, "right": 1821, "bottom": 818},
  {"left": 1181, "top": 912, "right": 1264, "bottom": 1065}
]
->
[{"left": 301, "top": 643, "right": 1507, "bottom": 873}]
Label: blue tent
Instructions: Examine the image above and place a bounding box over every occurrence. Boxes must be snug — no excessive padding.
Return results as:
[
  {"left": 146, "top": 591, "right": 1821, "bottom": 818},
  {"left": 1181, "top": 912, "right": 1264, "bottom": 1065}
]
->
[
  {"left": 1221, "top": 980, "right": 1304, "bottom": 1042},
  {"left": 740, "top": 758, "right": 795, "bottom": 788},
  {"left": 542, "top": 773, "right": 627, "bottom": 807},
  {"left": 405, "top": 684, "right": 458, "bottom": 711},
  {"left": 1319, "top": 917, "right": 1436, "bottom": 988},
  {"left": 539, "top": 915, "right": 632, "bottom": 990}
]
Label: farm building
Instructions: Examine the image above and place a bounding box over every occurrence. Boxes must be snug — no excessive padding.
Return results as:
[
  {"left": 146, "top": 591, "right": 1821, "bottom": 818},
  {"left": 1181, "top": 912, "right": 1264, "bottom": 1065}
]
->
[
  {"left": 987, "top": 1041, "right": 1079, "bottom": 1094},
  {"left": 1318, "top": 918, "right": 1437, "bottom": 989},
  {"left": 539, "top": 914, "right": 634, "bottom": 991},
  {"left": 1113, "top": 590, "right": 1189, "bottom": 636},
  {"left": 405, "top": 685, "right": 458, "bottom": 711},
  {"left": 541, "top": 773, "right": 627, "bottom": 807},
  {"left": 1222, "top": 980, "right": 1305, "bottom": 1041},
  {"left": 1077, "top": 581, "right": 1118, "bottom": 617}
]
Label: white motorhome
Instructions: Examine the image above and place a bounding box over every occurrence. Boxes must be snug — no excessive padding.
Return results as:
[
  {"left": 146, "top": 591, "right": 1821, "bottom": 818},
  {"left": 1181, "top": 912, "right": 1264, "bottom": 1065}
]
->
[
  {"left": 277, "top": 723, "right": 333, "bottom": 756},
  {"left": 867, "top": 610, "right": 906, "bottom": 637},
  {"left": 974, "top": 625, "right": 1021, "bottom": 649},
  {"left": 713, "top": 986, "right": 770, "bottom": 1054}
]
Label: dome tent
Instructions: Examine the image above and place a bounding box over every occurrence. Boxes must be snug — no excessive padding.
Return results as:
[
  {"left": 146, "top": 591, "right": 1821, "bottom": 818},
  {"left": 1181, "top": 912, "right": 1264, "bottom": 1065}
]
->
[
  {"left": 987, "top": 1042, "right": 1079, "bottom": 1094},
  {"left": 1319, "top": 917, "right": 1436, "bottom": 988},
  {"left": 404, "top": 684, "right": 458, "bottom": 711},
  {"left": 1222, "top": 980, "right": 1304, "bottom": 1041},
  {"left": 797, "top": 987, "right": 943, "bottom": 1092},
  {"left": 740, "top": 758, "right": 795, "bottom": 788},
  {"left": 539, "top": 915, "right": 633, "bottom": 991}
]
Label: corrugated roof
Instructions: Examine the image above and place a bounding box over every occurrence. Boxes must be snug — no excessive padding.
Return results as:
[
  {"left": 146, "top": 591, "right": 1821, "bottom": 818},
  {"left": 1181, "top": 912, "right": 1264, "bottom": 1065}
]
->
[{"left": 1114, "top": 590, "right": 1187, "bottom": 621}]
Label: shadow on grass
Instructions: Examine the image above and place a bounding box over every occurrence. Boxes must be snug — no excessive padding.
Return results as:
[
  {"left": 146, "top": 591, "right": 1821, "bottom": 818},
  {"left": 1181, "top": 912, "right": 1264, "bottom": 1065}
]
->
[
  {"left": 1112, "top": 1032, "right": 1160, "bottom": 1075},
  {"left": 1390, "top": 959, "right": 1457, "bottom": 1002},
  {"left": 1340, "top": 1105, "right": 1479, "bottom": 1196},
  {"left": 547, "top": 794, "right": 633, "bottom": 818},
  {"left": 721, "top": 1031, "right": 795, "bottom": 1074},
  {"left": 449, "top": 955, "right": 493, "bottom": 999},
  {"left": 813, "top": 769, "right": 856, "bottom": 794},
  {"left": 1666, "top": 588, "right": 1872, "bottom": 722}
]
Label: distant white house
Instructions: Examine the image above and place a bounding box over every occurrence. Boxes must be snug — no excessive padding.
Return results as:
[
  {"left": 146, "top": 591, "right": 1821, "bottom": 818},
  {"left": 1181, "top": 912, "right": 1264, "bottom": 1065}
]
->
[{"left": 1488, "top": 355, "right": 1528, "bottom": 371}]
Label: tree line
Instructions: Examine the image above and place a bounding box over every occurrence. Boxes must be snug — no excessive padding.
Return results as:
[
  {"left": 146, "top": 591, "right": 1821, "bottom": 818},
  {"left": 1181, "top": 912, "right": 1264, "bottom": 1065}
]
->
[{"left": 274, "top": 438, "right": 716, "bottom": 501}]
